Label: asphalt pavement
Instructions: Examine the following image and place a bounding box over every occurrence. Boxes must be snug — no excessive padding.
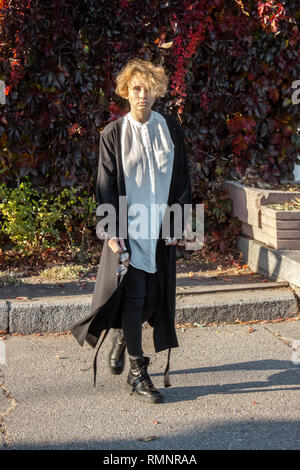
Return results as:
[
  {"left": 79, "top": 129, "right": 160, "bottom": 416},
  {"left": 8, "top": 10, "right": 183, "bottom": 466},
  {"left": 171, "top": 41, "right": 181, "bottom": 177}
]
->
[{"left": 1, "top": 319, "right": 300, "bottom": 450}]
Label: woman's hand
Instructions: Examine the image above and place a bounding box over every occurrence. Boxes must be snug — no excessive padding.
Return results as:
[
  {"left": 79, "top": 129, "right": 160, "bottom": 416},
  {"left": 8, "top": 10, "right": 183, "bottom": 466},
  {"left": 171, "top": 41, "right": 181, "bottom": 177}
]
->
[
  {"left": 108, "top": 237, "right": 126, "bottom": 253},
  {"left": 165, "top": 237, "right": 177, "bottom": 246}
]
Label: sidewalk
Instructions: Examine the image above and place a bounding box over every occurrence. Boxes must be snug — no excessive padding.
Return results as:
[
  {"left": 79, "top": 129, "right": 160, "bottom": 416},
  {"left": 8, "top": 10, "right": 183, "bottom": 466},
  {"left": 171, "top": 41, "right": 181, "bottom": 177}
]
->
[
  {"left": 0, "top": 267, "right": 299, "bottom": 334},
  {"left": 1, "top": 257, "right": 300, "bottom": 449},
  {"left": 1, "top": 320, "right": 300, "bottom": 450}
]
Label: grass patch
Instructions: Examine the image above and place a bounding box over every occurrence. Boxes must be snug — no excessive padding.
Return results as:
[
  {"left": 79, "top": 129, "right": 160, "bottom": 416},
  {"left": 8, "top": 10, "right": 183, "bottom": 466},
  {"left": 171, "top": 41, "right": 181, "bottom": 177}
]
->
[
  {"left": 0, "top": 271, "right": 23, "bottom": 287},
  {"left": 40, "top": 264, "right": 91, "bottom": 281}
]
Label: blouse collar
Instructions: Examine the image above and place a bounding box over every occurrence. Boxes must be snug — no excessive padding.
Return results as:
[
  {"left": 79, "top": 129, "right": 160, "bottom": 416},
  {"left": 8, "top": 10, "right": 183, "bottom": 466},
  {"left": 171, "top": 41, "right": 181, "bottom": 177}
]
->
[{"left": 128, "top": 110, "right": 154, "bottom": 127}]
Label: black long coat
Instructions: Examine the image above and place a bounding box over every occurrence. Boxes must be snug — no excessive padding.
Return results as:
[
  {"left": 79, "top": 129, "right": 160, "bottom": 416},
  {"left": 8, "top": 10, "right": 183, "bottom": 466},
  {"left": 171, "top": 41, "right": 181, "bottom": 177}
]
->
[{"left": 71, "top": 112, "right": 191, "bottom": 385}]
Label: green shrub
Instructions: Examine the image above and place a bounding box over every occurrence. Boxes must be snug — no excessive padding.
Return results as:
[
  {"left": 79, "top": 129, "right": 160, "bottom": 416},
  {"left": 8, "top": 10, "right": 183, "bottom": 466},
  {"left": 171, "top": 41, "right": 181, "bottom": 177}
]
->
[{"left": 0, "top": 179, "right": 97, "bottom": 255}]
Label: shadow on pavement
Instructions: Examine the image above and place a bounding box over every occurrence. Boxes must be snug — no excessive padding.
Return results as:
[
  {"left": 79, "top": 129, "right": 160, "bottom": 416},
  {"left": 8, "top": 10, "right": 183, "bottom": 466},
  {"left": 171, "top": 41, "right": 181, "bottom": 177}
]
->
[
  {"left": 3, "top": 418, "right": 300, "bottom": 450},
  {"left": 149, "top": 359, "right": 300, "bottom": 402}
]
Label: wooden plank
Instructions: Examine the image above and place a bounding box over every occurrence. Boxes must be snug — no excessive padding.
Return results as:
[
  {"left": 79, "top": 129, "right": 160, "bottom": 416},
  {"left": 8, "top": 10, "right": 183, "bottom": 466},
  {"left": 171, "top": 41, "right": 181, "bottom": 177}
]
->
[
  {"left": 261, "top": 206, "right": 300, "bottom": 220},
  {"left": 242, "top": 222, "right": 300, "bottom": 249},
  {"left": 262, "top": 223, "right": 300, "bottom": 239},
  {"left": 261, "top": 213, "right": 300, "bottom": 229},
  {"left": 276, "top": 239, "right": 300, "bottom": 249}
]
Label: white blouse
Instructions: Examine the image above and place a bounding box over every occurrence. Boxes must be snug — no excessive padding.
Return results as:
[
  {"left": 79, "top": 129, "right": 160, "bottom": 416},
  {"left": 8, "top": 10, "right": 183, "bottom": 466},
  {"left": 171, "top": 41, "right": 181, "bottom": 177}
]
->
[{"left": 121, "top": 110, "right": 175, "bottom": 273}]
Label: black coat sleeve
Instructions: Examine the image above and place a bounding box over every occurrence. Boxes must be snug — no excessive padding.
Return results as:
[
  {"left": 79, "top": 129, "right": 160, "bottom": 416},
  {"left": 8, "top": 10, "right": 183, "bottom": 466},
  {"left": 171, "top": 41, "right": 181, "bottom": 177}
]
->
[
  {"left": 96, "top": 128, "right": 120, "bottom": 239},
  {"left": 172, "top": 126, "right": 192, "bottom": 238}
]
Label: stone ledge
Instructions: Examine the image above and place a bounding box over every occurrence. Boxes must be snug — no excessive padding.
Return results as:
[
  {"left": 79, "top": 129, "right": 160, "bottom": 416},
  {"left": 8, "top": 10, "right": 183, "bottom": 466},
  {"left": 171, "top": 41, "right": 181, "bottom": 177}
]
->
[
  {"left": 3, "top": 287, "right": 298, "bottom": 334},
  {"left": 237, "top": 235, "right": 300, "bottom": 288},
  {"left": 223, "top": 180, "right": 300, "bottom": 227},
  {"left": 0, "top": 301, "right": 9, "bottom": 332},
  {"left": 8, "top": 296, "right": 91, "bottom": 334},
  {"left": 176, "top": 288, "right": 298, "bottom": 324}
]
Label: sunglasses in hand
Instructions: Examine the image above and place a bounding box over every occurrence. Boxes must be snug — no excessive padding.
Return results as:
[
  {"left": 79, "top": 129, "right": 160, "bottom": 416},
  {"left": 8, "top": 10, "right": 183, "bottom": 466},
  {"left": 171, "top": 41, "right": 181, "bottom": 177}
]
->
[{"left": 117, "top": 250, "right": 130, "bottom": 277}]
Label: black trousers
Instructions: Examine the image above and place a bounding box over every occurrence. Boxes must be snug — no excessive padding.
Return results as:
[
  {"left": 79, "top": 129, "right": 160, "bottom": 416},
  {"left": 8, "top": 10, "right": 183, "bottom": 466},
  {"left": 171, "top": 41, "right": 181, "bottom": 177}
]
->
[{"left": 119, "top": 264, "right": 161, "bottom": 358}]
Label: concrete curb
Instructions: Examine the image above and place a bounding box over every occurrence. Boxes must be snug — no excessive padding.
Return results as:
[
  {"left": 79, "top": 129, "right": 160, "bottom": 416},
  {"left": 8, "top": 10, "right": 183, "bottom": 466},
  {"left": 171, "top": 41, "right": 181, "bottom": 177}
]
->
[
  {"left": 0, "top": 301, "right": 9, "bottom": 332},
  {"left": 1, "top": 286, "right": 299, "bottom": 334},
  {"left": 237, "top": 235, "right": 300, "bottom": 288},
  {"left": 8, "top": 296, "right": 91, "bottom": 334},
  {"left": 176, "top": 287, "right": 299, "bottom": 324}
]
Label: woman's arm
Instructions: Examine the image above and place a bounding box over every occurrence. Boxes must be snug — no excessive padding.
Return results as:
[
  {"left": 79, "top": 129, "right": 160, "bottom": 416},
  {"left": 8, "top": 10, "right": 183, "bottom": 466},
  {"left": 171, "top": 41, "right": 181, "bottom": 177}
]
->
[{"left": 96, "top": 128, "right": 124, "bottom": 251}]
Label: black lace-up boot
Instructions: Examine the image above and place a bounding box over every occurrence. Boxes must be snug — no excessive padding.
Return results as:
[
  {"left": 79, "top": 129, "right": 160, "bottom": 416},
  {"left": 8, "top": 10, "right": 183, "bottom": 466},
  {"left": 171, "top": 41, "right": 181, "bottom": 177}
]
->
[
  {"left": 126, "top": 356, "right": 164, "bottom": 403},
  {"left": 108, "top": 329, "right": 126, "bottom": 375}
]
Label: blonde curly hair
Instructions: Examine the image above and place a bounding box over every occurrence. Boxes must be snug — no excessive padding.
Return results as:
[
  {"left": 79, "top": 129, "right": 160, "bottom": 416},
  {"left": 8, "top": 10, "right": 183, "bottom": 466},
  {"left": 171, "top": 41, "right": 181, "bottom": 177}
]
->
[{"left": 115, "top": 58, "right": 168, "bottom": 99}]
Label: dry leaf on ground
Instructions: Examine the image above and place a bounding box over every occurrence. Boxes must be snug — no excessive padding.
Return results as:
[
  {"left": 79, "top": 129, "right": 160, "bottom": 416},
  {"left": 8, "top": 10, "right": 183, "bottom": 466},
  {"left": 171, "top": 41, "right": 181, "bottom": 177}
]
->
[{"left": 139, "top": 436, "right": 160, "bottom": 442}]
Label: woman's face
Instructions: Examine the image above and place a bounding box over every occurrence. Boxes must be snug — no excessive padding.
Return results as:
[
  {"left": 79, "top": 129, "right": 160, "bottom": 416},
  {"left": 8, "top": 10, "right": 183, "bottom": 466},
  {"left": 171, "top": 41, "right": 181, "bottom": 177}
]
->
[{"left": 125, "top": 74, "right": 156, "bottom": 116}]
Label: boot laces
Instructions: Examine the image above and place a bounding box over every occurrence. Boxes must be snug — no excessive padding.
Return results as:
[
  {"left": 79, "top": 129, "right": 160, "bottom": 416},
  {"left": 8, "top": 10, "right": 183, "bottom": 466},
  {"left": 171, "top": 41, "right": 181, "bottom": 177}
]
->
[{"left": 140, "top": 367, "right": 154, "bottom": 390}]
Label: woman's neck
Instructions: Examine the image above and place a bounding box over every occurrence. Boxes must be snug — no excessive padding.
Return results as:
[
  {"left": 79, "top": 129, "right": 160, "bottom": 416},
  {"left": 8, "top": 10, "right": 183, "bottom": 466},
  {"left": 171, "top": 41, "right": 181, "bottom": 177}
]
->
[{"left": 129, "top": 109, "right": 152, "bottom": 123}]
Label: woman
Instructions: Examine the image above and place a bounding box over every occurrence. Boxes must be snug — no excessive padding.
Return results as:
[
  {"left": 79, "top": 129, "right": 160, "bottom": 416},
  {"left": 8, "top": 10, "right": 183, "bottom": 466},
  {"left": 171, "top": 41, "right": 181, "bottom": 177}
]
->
[{"left": 71, "top": 58, "right": 191, "bottom": 404}]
